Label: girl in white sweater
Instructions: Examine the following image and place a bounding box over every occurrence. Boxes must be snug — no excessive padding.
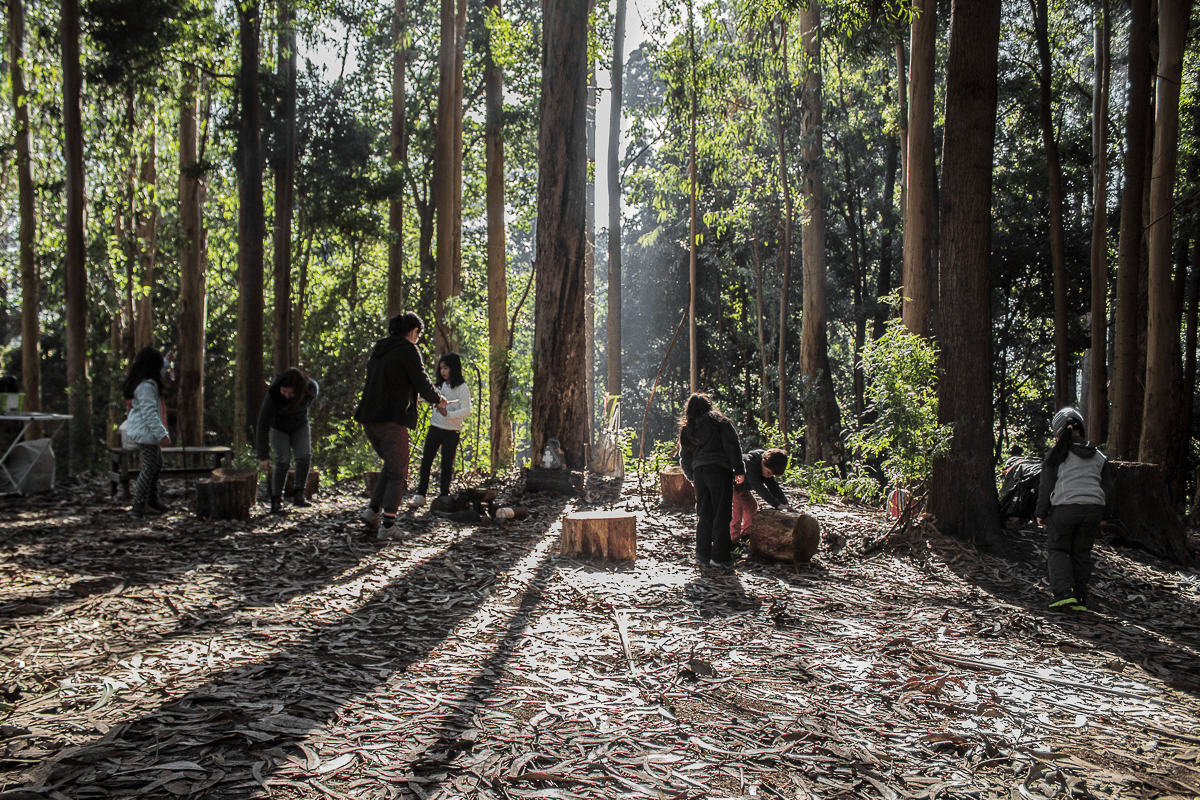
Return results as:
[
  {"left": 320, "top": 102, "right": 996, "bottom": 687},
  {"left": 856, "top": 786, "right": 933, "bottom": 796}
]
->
[{"left": 409, "top": 353, "right": 471, "bottom": 507}]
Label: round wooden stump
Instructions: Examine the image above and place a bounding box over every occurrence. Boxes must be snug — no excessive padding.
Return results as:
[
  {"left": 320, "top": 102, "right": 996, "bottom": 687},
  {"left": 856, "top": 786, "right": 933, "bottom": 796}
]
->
[
  {"left": 561, "top": 511, "right": 637, "bottom": 561},
  {"left": 659, "top": 466, "right": 695, "bottom": 506},
  {"left": 194, "top": 468, "right": 257, "bottom": 521},
  {"left": 747, "top": 508, "right": 821, "bottom": 563}
]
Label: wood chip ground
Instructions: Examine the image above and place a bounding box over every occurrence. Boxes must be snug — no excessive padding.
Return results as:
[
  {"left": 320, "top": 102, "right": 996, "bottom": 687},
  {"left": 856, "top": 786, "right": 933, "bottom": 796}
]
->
[{"left": 1, "top": 472, "right": 1199, "bottom": 799}]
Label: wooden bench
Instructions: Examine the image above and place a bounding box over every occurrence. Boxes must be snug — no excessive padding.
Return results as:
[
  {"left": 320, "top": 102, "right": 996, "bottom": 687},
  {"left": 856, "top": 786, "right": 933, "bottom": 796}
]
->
[{"left": 108, "top": 446, "right": 234, "bottom": 500}]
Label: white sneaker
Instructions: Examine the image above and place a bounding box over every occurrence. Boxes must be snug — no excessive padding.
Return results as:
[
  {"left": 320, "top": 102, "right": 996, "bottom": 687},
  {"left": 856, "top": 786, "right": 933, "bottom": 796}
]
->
[
  {"left": 360, "top": 505, "right": 382, "bottom": 528},
  {"left": 406, "top": 494, "right": 426, "bottom": 509}
]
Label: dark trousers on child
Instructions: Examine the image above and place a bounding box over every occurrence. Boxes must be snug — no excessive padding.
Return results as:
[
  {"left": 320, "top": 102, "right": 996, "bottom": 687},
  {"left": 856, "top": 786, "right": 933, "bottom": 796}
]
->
[
  {"left": 693, "top": 464, "right": 734, "bottom": 564},
  {"left": 1046, "top": 503, "right": 1102, "bottom": 603},
  {"left": 416, "top": 427, "right": 460, "bottom": 498}
]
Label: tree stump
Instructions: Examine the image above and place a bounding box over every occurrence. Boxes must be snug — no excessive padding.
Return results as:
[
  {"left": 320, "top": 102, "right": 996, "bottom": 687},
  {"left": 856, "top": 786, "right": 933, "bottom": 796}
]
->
[
  {"left": 363, "top": 471, "right": 380, "bottom": 495},
  {"left": 1109, "top": 461, "right": 1192, "bottom": 565},
  {"left": 267, "top": 467, "right": 321, "bottom": 498},
  {"left": 561, "top": 511, "right": 636, "bottom": 561},
  {"left": 659, "top": 466, "right": 695, "bottom": 506},
  {"left": 194, "top": 468, "right": 257, "bottom": 521},
  {"left": 746, "top": 508, "right": 822, "bottom": 563},
  {"left": 526, "top": 467, "right": 583, "bottom": 495}
]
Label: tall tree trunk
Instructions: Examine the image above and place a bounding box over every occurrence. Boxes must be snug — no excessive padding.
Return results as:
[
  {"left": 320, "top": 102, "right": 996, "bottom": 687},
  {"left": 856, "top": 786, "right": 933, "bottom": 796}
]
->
[
  {"left": 178, "top": 69, "right": 207, "bottom": 448},
  {"left": 433, "top": 0, "right": 457, "bottom": 353},
  {"left": 1110, "top": 0, "right": 1152, "bottom": 459},
  {"left": 687, "top": 0, "right": 698, "bottom": 393},
  {"left": 239, "top": 0, "right": 265, "bottom": 437},
  {"left": 134, "top": 104, "right": 158, "bottom": 353},
  {"left": 928, "top": 0, "right": 1005, "bottom": 551},
  {"left": 388, "top": 0, "right": 407, "bottom": 316},
  {"left": 10, "top": 0, "right": 41, "bottom": 433},
  {"left": 1185, "top": 234, "right": 1199, "bottom": 442},
  {"left": 532, "top": 0, "right": 589, "bottom": 469},
  {"left": 607, "top": 0, "right": 626, "bottom": 402},
  {"left": 876, "top": 132, "right": 898, "bottom": 340},
  {"left": 62, "top": 0, "right": 91, "bottom": 470},
  {"left": 902, "top": 0, "right": 935, "bottom": 337},
  {"left": 798, "top": 2, "right": 840, "bottom": 465},
  {"left": 1138, "top": 0, "right": 1191, "bottom": 476},
  {"left": 1032, "top": 0, "right": 1069, "bottom": 409},
  {"left": 753, "top": 238, "right": 769, "bottom": 423},
  {"left": 585, "top": 37, "right": 596, "bottom": 445},
  {"left": 274, "top": 0, "right": 296, "bottom": 373},
  {"left": 1088, "top": 0, "right": 1110, "bottom": 444},
  {"left": 895, "top": 40, "right": 908, "bottom": 229},
  {"left": 773, "top": 16, "right": 792, "bottom": 437},
  {"left": 485, "top": 0, "right": 511, "bottom": 471},
  {"left": 452, "top": 0, "right": 466, "bottom": 300}
]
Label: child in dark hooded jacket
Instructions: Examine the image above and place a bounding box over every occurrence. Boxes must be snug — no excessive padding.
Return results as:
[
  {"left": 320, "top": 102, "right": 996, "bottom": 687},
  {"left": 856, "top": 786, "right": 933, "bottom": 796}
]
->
[
  {"left": 731, "top": 448, "right": 791, "bottom": 544},
  {"left": 679, "top": 393, "right": 745, "bottom": 568},
  {"left": 1035, "top": 407, "right": 1114, "bottom": 611}
]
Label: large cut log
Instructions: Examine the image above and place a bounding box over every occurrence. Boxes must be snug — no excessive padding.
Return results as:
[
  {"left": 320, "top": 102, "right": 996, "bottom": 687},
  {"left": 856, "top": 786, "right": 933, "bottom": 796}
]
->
[
  {"left": 561, "top": 511, "right": 636, "bottom": 561},
  {"left": 526, "top": 467, "right": 583, "bottom": 495},
  {"left": 266, "top": 467, "right": 321, "bottom": 498},
  {"left": 746, "top": 508, "right": 821, "bottom": 563},
  {"left": 194, "top": 468, "right": 257, "bottom": 520},
  {"left": 659, "top": 466, "right": 695, "bottom": 506},
  {"left": 1109, "top": 461, "right": 1192, "bottom": 565}
]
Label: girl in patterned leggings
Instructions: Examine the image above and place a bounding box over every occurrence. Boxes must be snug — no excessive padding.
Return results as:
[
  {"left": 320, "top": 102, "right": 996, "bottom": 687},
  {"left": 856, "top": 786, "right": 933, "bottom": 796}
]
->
[{"left": 122, "top": 347, "right": 171, "bottom": 516}]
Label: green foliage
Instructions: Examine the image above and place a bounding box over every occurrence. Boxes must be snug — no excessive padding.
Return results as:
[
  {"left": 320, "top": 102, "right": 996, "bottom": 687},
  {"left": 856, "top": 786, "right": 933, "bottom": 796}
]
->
[{"left": 845, "top": 297, "right": 951, "bottom": 498}]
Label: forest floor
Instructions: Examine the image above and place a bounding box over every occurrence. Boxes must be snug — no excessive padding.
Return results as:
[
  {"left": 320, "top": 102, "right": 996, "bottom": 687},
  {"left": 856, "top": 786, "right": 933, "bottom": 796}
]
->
[{"left": 1, "top": 471, "right": 1200, "bottom": 800}]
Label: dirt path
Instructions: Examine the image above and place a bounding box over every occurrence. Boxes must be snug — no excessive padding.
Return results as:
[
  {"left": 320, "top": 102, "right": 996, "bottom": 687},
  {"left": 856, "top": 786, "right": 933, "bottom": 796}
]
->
[{"left": 1, "top": 473, "right": 1199, "bottom": 799}]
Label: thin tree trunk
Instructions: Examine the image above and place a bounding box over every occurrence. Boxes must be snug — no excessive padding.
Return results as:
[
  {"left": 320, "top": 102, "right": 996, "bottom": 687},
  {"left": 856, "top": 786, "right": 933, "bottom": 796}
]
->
[
  {"left": 607, "top": 0, "right": 626, "bottom": 402},
  {"left": 62, "top": 0, "right": 91, "bottom": 470},
  {"left": 452, "top": 0, "right": 466, "bottom": 300},
  {"left": 178, "top": 69, "right": 207, "bottom": 448},
  {"left": 798, "top": 1, "right": 840, "bottom": 465},
  {"left": 485, "top": 0, "right": 511, "bottom": 471},
  {"left": 877, "top": 132, "right": 898, "bottom": 339},
  {"left": 895, "top": 39, "right": 908, "bottom": 229},
  {"left": 532, "top": 0, "right": 589, "bottom": 469},
  {"left": 927, "top": 0, "right": 1005, "bottom": 551},
  {"left": 274, "top": 0, "right": 296, "bottom": 373},
  {"left": 1032, "top": 0, "right": 1069, "bottom": 409},
  {"left": 773, "top": 16, "right": 792, "bottom": 437},
  {"left": 134, "top": 105, "right": 158, "bottom": 352},
  {"left": 239, "top": 0, "right": 265, "bottom": 436},
  {"left": 433, "top": 0, "right": 456, "bottom": 352},
  {"left": 1110, "top": 0, "right": 1152, "bottom": 460},
  {"left": 1185, "top": 235, "right": 1199, "bottom": 440},
  {"left": 687, "top": 0, "right": 698, "bottom": 393},
  {"left": 1088, "top": 0, "right": 1110, "bottom": 444},
  {"left": 10, "top": 0, "right": 41, "bottom": 435},
  {"left": 585, "top": 38, "right": 596, "bottom": 446},
  {"left": 1138, "top": 0, "right": 1191, "bottom": 474},
  {"left": 388, "top": 0, "right": 407, "bottom": 316},
  {"left": 902, "top": 0, "right": 935, "bottom": 338},
  {"left": 753, "top": 238, "right": 769, "bottom": 424}
]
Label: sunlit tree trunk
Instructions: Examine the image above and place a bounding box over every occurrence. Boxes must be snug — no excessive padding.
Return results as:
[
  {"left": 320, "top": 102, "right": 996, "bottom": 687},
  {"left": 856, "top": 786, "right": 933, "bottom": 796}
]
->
[
  {"left": 895, "top": 40, "right": 907, "bottom": 227},
  {"left": 451, "top": 0, "right": 466, "bottom": 300},
  {"left": 63, "top": 0, "right": 92, "bottom": 470},
  {"left": 1032, "top": 0, "right": 1069, "bottom": 409},
  {"left": 238, "top": 0, "right": 266, "bottom": 436},
  {"left": 178, "top": 69, "right": 207, "bottom": 448},
  {"left": 585, "top": 29, "right": 596, "bottom": 445},
  {"left": 772, "top": 16, "right": 793, "bottom": 437},
  {"left": 798, "top": 1, "right": 840, "bottom": 464},
  {"left": 1138, "top": 0, "right": 1191, "bottom": 474},
  {"left": 607, "top": 0, "right": 626, "bottom": 402},
  {"left": 1088, "top": 0, "right": 1110, "bottom": 444},
  {"left": 532, "top": 0, "right": 589, "bottom": 468},
  {"left": 687, "top": 0, "right": 698, "bottom": 393},
  {"left": 902, "top": 0, "right": 935, "bottom": 337},
  {"left": 876, "top": 134, "right": 898, "bottom": 340},
  {"left": 10, "top": 0, "right": 41, "bottom": 437},
  {"left": 1110, "top": 0, "right": 1152, "bottom": 459},
  {"left": 752, "top": 239, "right": 769, "bottom": 424},
  {"left": 485, "top": 0, "right": 511, "bottom": 471},
  {"left": 387, "top": 0, "right": 406, "bottom": 316},
  {"left": 274, "top": 0, "right": 296, "bottom": 373},
  {"left": 928, "top": 0, "right": 1005, "bottom": 551},
  {"left": 434, "top": 0, "right": 457, "bottom": 352}
]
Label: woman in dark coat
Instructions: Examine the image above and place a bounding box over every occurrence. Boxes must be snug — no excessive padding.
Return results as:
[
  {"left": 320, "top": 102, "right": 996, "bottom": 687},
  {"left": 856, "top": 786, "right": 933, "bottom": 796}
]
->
[
  {"left": 256, "top": 367, "right": 320, "bottom": 513},
  {"left": 679, "top": 393, "right": 745, "bottom": 568}
]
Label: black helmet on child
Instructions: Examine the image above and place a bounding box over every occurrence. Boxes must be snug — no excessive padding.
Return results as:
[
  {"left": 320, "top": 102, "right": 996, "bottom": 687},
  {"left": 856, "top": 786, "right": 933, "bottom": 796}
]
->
[{"left": 1051, "top": 407, "right": 1085, "bottom": 439}]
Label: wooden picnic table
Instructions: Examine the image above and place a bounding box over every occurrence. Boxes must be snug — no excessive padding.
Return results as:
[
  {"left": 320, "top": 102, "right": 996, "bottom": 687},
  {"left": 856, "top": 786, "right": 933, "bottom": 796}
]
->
[{"left": 108, "top": 445, "right": 234, "bottom": 500}]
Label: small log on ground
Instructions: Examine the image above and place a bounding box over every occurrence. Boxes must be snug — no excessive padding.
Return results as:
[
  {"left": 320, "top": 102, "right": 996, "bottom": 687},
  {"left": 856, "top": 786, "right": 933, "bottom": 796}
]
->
[
  {"left": 659, "top": 466, "right": 695, "bottom": 506},
  {"left": 747, "top": 508, "right": 821, "bottom": 563},
  {"left": 266, "top": 467, "right": 321, "bottom": 498},
  {"left": 194, "top": 468, "right": 257, "bottom": 521},
  {"left": 561, "top": 511, "right": 636, "bottom": 561},
  {"left": 526, "top": 467, "right": 583, "bottom": 495},
  {"left": 1109, "top": 461, "right": 1191, "bottom": 565}
]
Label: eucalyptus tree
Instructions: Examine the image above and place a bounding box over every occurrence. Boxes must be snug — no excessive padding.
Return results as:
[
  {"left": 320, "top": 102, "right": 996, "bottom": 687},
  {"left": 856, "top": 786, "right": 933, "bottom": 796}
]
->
[
  {"left": 485, "top": 0, "right": 512, "bottom": 469},
  {"left": 1087, "top": 0, "right": 1110, "bottom": 443},
  {"left": 238, "top": 0, "right": 266, "bottom": 438},
  {"left": 901, "top": 0, "right": 935, "bottom": 337},
  {"left": 607, "top": 0, "right": 627, "bottom": 403}
]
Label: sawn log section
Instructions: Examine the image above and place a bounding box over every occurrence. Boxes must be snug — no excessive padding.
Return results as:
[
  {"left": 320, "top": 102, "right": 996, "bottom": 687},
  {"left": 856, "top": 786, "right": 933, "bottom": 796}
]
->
[
  {"left": 560, "top": 510, "right": 636, "bottom": 561},
  {"left": 746, "top": 508, "right": 821, "bottom": 563}
]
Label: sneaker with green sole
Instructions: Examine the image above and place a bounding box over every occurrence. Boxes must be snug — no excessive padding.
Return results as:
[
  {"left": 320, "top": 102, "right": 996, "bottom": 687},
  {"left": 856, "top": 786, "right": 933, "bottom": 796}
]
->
[{"left": 1048, "top": 596, "right": 1080, "bottom": 610}]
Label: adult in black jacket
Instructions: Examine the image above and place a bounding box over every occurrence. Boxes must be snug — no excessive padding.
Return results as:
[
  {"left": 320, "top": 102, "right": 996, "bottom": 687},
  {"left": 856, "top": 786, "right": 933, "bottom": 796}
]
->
[
  {"left": 354, "top": 313, "right": 446, "bottom": 534},
  {"left": 256, "top": 368, "right": 320, "bottom": 513},
  {"left": 679, "top": 393, "right": 745, "bottom": 568}
]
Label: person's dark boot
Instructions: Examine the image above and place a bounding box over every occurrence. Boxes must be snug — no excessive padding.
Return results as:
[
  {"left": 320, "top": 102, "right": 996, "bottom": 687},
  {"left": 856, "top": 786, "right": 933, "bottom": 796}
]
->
[
  {"left": 292, "top": 491, "right": 312, "bottom": 508},
  {"left": 270, "top": 495, "right": 285, "bottom": 514}
]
